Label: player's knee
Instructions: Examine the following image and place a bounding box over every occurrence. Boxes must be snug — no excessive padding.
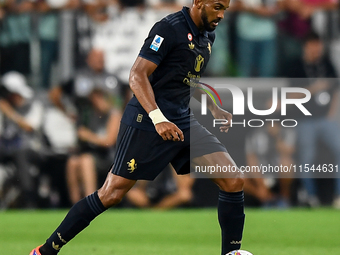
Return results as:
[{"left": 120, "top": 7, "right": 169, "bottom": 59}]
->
[
  {"left": 215, "top": 177, "right": 244, "bottom": 192},
  {"left": 105, "top": 193, "right": 124, "bottom": 207},
  {"left": 98, "top": 188, "right": 124, "bottom": 208},
  {"left": 227, "top": 177, "right": 244, "bottom": 192},
  {"left": 98, "top": 173, "right": 137, "bottom": 207},
  {"left": 98, "top": 178, "right": 133, "bottom": 208}
]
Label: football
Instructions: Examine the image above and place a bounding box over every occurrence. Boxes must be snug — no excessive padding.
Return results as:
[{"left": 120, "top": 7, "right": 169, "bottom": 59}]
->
[{"left": 226, "top": 250, "right": 253, "bottom": 255}]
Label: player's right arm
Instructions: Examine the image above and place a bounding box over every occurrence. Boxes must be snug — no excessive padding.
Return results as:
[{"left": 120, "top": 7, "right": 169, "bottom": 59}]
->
[{"left": 129, "top": 56, "right": 184, "bottom": 142}]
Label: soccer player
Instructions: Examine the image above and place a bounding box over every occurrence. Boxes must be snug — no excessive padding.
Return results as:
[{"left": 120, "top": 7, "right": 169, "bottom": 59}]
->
[{"left": 30, "top": 0, "right": 245, "bottom": 254}]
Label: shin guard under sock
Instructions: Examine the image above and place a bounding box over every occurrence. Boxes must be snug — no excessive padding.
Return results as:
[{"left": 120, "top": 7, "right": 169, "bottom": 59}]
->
[{"left": 218, "top": 190, "right": 245, "bottom": 255}]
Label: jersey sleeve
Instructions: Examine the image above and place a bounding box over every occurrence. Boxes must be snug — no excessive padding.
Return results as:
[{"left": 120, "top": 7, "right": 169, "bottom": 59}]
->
[{"left": 138, "top": 20, "right": 177, "bottom": 66}]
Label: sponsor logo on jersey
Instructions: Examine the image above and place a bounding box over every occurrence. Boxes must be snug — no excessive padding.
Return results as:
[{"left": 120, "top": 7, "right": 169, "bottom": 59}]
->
[
  {"left": 127, "top": 159, "right": 137, "bottom": 173},
  {"left": 150, "top": 35, "right": 164, "bottom": 52}
]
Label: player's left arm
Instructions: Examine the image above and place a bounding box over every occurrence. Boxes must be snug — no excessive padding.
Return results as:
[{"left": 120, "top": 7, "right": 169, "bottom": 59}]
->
[
  {"left": 129, "top": 57, "right": 159, "bottom": 114},
  {"left": 131, "top": 20, "right": 184, "bottom": 141},
  {"left": 193, "top": 85, "right": 232, "bottom": 133},
  {"left": 129, "top": 57, "right": 184, "bottom": 141}
]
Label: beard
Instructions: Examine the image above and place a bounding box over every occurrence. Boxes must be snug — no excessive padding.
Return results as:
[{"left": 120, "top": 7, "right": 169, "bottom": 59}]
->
[{"left": 201, "top": 6, "right": 221, "bottom": 32}]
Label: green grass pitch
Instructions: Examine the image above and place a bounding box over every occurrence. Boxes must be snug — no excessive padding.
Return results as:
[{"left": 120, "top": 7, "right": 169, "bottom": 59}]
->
[{"left": 1, "top": 208, "right": 340, "bottom": 254}]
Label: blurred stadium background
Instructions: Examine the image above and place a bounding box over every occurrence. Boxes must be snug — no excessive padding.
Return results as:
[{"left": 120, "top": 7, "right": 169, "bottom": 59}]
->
[{"left": 1, "top": 0, "right": 340, "bottom": 254}]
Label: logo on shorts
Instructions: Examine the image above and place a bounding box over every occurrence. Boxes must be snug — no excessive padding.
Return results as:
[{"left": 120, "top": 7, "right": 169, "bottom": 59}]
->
[
  {"left": 136, "top": 114, "right": 143, "bottom": 122},
  {"left": 150, "top": 35, "right": 164, "bottom": 52},
  {"left": 127, "top": 158, "right": 137, "bottom": 173}
]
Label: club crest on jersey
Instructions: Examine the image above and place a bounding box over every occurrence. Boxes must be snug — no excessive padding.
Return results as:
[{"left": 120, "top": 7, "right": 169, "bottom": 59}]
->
[
  {"left": 150, "top": 35, "right": 164, "bottom": 52},
  {"left": 194, "top": 55, "right": 204, "bottom": 72},
  {"left": 188, "top": 33, "right": 193, "bottom": 41},
  {"left": 189, "top": 42, "right": 195, "bottom": 50}
]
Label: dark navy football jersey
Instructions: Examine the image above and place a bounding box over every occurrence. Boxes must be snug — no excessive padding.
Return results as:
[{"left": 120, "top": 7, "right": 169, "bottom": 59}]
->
[{"left": 121, "top": 6, "right": 215, "bottom": 131}]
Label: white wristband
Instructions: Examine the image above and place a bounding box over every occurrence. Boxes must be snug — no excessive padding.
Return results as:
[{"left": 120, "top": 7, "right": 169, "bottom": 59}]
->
[{"left": 149, "top": 108, "right": 169, "bottom": 125}]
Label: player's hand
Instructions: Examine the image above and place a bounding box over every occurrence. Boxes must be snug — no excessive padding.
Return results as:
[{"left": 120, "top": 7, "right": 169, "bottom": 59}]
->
[
  {"left": 155, "top": 122, "right": 184, "bottom": 142},
  {"left": 211, "top": 107, "right": 232, "bottom": 133}
]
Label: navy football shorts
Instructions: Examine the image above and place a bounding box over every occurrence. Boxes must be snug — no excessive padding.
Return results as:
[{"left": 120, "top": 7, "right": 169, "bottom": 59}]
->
[{"left": 110, "top": 122, "right": 227, "bottom": 180}]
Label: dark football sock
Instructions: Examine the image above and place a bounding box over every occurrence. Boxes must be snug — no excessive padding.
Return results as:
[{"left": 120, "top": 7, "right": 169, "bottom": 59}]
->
[
  {"left": 39, "top": 191, "right": 107, "bottom": 255},
  {"left": 218, "top": 190, "right": 245, "bottom": 255}
]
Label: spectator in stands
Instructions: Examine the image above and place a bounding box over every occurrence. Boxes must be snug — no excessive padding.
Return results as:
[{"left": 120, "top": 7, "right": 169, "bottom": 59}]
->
[
  {"left": 278, "top": 0, "right": 339, "bottom": 75},
  {"left": 0, "top": 71, "right": 44, "bottom": 208},
  {"left": 244, "top": 120, "right": 295, "bottom": 208},
  {"left": 66, "top": 86, "right": 121, "bottom": 204},
  {"left": 0, "top": 3, "right": 5, "bottom": 20},
  {"left": 280, "top": 0, "right": 338, "bottom": 38},
  {"left": 234, "top": 0, "right": 280, "bottom": 77},
  {"left": 147, "top": 0, "right": 190, "bottom": 11},
  {"left": 74, "top": 1, "right": 101, "bottom": 70},
  {"left": 0, "top": 0, "right": 34, "bottom": 75},
  {"left": 82, "top": 0, "right": 110, "bottom": 23},
  {"left": 49, "top": 48, "right": 120, "bottom": 118},
  {"left": 35, "top": 0, "right": 80, "bottom": 89},
  {"left": 91, "top": 0, "right": 154, "bottom": 106},
  {"left": 287, "top": 31, "right": 340, "bottom": 208},
  {"left": 48, "top": 48, "right": 122, "bottom": 204}
]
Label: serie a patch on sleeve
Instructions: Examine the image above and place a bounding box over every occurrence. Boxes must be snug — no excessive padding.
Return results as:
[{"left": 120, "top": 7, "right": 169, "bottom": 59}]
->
[{"left": 150, "top": 35, "right": 164, "bottom": 52}]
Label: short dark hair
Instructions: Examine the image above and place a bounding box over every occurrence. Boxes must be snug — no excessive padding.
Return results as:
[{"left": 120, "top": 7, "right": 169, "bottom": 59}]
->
[{"left": 303, "top": 30, "right": 321, "bottom": 44}]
